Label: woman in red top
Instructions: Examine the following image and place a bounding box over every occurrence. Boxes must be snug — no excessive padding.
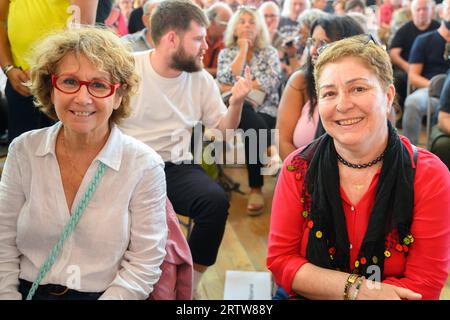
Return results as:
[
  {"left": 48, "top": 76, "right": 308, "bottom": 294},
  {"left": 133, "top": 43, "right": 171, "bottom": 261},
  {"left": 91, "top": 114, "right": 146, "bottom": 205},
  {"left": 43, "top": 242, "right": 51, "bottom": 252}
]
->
[{"left": 267, "top": 35, "right": 450, "bottom": 300}]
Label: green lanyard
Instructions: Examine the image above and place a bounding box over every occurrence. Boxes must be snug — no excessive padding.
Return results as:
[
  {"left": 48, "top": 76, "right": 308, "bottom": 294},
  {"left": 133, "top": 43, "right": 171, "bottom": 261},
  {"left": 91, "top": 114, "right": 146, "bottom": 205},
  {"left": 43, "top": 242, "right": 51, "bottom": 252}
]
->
[{"left": 26, "top": 162, "right": 107, "bottom": 300}]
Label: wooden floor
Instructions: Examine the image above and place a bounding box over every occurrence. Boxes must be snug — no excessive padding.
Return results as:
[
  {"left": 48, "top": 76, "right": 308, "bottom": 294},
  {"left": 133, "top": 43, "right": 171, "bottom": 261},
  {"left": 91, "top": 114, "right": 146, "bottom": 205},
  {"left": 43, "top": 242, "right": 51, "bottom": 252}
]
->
[
  {"left": 193, "top": 166, "right": 275, "bottom": 300},
  {"left": 193, "top": 165, "right": 450, "bottom": 300}
]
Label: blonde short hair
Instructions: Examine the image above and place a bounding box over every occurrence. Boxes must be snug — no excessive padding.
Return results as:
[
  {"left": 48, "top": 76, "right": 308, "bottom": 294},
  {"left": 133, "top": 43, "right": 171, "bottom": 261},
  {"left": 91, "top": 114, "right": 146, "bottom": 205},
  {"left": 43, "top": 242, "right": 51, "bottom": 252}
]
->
[
  {"left": 28, "top": 26, "right": 139, "bottom": 124},
  {"left": 314, "top": 35, "right": 393, "bottom": 95},
  {"left": 223, "top": 7, "right": 271, "bottom": 50}
]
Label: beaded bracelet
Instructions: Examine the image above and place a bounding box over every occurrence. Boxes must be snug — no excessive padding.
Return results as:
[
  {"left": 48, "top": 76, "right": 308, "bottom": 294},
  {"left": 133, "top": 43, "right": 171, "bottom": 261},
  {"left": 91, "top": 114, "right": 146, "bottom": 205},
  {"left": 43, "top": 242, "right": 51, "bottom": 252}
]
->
[
  {"left": 344, "top": 273, "right": 359, "bottom": 300},
  {"left": 351, "top": 276, "right": 365, "bottom": 300}
]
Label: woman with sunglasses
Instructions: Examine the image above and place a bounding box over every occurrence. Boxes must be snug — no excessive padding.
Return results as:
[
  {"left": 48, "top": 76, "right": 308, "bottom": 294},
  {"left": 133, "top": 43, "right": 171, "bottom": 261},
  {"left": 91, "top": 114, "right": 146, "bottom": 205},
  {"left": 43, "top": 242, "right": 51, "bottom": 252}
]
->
[
  {"left": 277, "top": 15, "right": 364, "bottom": 160},
  {"left": 268, "top": 35, "right": 450, "bottom": 300},
  {"left": 0, "top": 27, "right": 168, "bottom": 300}
]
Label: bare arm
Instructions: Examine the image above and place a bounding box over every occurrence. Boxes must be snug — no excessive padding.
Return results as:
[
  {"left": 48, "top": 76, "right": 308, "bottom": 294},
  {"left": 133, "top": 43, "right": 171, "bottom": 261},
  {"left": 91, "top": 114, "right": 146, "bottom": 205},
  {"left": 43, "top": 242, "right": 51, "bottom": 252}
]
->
[
  {"left": 293, "top": 263, "right": 422, "bottom": 300},
  {"left": 230, "top": 39, "right": 249, "bottom": 77},
  {"left": 205, "top": 67, "right": 217, "bottom": 77},
  {"left": 389, "top": 48, "right": 409, "bottom": 73},
  {"left": 70, "top": 0, "right": 99, "bottom": 24},
  {"left": 0, "top": 0, "right": 12, "bottom": 68},
  {"left": 217, "top": 66, "right": 252, "bottom": 132},
  {"left": 408, "top": 63, "right": 429, "bottom": 89},
  {"left": 438, "top": 111, "right": 450, "bottom": 135},
  {"left": 0, "top": 0, "right": 30, "bottom": 96},
  {"left": 219, "top": 83, "right": 233, "bottom": 94},
  {"left": 276, "top": 71, "right": 307, "bottom": 160}
]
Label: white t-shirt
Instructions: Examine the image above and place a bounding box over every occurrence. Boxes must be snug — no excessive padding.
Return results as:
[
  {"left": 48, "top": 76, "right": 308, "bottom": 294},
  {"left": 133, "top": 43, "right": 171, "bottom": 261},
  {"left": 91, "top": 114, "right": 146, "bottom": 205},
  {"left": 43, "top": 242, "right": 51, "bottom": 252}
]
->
[{"left": 120, "top": 50, "right": 228, "bottom": 163}]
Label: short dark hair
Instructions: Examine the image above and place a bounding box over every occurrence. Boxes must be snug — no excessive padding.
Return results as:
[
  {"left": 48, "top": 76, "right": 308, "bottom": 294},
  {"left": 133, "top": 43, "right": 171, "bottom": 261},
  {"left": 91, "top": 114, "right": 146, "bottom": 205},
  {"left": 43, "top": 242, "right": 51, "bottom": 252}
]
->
[
  {"left": 150, "top": 0, "right": 209, "bottom": 45},
  {"left": 305, "top": 15, "right": 364, "bottom": 118}
]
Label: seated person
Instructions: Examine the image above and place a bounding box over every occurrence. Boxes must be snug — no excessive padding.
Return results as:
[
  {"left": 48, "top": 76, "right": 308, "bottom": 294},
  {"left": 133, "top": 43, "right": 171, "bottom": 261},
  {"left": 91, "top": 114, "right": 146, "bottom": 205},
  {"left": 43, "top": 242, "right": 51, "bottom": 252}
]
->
[
  {"left": 430, "top": 71, "right": 450, "bottom": 169},
  {"left": 389, "top": 0, "right": 439, "bottom": 126},
  {"left": 402, "top": 1, "right": 450, "bottom": 145},
  {"left": 217, "top": 6, "right": 282, "bottom": 216},
  {"left": 0, "top": 27, "right": 168, "bottom": 300},
  {"left": 204, "top": 2, "right": 233, "bottom": 77},
  {"left": 118, "top": 0, "right": 252, "bottom": 296},
  {"left": 268, "top": 35, "right": 450, "bottom": 300},
  {"left": 121, "top": 0, "right": 161, "bottom": 52}
]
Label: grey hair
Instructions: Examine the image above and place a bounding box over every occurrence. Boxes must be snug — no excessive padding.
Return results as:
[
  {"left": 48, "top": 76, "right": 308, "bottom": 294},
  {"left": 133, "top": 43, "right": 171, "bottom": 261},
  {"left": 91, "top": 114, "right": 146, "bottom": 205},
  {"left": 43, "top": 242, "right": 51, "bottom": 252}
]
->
[
  {"left": 297, "top": 8, "right": 328, "bottom": 28},
  {"left": 223, "top": 7, "right": 271, "bottom": 50},
  {"left": 206, "top": 2, "right": 233, "bottom": 22}
]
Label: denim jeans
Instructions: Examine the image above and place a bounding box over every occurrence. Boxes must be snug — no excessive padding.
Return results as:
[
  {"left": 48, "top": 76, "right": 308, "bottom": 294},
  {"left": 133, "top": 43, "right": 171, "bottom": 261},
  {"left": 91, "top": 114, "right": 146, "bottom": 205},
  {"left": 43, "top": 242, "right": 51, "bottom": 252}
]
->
[{"left": 402, "top": 88, "right": 440, "bottom": 145}]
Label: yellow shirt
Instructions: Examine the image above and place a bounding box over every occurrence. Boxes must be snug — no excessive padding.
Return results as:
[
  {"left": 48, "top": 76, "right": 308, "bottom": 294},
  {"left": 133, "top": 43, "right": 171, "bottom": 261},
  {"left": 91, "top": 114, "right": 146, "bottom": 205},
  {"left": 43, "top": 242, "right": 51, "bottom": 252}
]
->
[{"left": 8, "top": 0, "right": 71, "bottom": 69}]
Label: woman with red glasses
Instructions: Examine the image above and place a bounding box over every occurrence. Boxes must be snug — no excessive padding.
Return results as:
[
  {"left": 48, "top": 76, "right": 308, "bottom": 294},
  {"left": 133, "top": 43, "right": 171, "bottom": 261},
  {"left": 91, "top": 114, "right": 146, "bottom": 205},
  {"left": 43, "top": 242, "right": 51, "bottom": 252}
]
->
[{"left": 0, "top": 27, "right": 168, "bottom": 300}]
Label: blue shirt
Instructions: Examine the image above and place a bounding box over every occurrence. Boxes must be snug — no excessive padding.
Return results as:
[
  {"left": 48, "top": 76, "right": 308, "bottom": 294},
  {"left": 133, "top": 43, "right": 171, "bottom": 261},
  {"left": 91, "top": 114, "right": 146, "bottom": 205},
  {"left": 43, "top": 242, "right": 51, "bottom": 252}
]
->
[{"left": 409, "top": 30, "right": 450, "bottom": 80}]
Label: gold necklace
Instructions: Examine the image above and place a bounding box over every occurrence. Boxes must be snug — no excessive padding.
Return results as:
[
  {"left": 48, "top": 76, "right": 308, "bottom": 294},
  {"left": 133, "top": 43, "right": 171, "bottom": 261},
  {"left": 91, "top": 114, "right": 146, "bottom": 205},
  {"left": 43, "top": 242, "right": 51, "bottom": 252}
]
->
[
  {"left": 61, "top": 134, "right": 85, "bottom": 179},
  {"left": 353, "top": 183, "right": 365, "bottom": 190}
]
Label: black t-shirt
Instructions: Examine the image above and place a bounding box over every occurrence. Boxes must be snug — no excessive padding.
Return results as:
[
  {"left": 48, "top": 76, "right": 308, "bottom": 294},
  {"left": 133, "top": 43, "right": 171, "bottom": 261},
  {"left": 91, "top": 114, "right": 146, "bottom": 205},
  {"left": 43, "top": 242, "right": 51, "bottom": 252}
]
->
[
  {"left": 128, "top": 7, "right": 145, "bottom": 34},
  {"left": 390, "top": 20, "right": 440, "bottom": 61},
  {"left": 409, "top": 30, "right": 450, "bottom": 80}
]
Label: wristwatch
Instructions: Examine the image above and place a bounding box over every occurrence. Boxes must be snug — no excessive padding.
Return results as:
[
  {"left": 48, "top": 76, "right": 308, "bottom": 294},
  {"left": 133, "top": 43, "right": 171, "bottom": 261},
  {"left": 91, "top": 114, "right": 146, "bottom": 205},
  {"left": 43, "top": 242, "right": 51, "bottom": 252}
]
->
[{"left": 1, "top": 64, "right": 15, "bottom": 75}]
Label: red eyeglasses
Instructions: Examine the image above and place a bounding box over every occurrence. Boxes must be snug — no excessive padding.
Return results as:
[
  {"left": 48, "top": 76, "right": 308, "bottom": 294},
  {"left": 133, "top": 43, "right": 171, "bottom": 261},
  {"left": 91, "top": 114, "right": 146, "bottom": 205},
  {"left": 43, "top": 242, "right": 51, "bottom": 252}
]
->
[{"left": 51, "top": 74, "right": 121, "bottom": 98}]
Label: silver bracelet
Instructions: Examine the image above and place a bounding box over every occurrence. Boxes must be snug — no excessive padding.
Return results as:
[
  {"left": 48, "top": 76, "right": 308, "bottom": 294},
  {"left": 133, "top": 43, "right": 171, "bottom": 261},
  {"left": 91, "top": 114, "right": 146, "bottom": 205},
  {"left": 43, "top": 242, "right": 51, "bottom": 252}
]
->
[{"left": 1, "top": 64, "right": 14, "bottom": 75}]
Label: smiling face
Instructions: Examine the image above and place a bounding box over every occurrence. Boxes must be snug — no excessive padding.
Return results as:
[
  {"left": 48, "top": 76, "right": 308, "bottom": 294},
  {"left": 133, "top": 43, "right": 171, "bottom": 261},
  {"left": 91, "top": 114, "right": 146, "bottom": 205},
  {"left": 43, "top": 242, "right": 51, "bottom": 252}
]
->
[
  {"left": 51, "top": 53, "right": 122, "bottom": 140},
  {"left": 317, "top": 56, "right": 395, "bottom": 151}
]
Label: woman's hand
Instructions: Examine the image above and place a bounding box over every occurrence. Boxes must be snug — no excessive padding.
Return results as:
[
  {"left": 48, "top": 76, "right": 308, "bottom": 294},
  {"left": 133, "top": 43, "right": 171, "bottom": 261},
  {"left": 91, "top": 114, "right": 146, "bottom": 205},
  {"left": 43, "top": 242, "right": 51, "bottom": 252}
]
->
[
  {"left": 228, "top": 66, "right": 252, "bottom": 107},
  {"left": 6, "top": 68, "right": 31, "bottom": 96},
  {"left": 357, "top": 280, "right": 422, "bottom": 300},
  {"left": 236, "top": 37, "right": 250, "bottom": 53}
]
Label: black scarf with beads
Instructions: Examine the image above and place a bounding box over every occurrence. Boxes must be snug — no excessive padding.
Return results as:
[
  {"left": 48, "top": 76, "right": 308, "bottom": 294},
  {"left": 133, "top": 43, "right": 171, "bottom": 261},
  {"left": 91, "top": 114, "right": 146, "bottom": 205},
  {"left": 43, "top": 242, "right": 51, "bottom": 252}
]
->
[{"left": 302, "top": 121, "right": 415, "bottom": 277}]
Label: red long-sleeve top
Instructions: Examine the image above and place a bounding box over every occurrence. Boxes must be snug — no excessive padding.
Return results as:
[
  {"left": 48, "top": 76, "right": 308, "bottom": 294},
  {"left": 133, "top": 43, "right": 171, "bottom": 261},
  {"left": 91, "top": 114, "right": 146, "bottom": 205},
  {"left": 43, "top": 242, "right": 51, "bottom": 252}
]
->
[{"left": 267, "top": 137, "right": 450, "bottom": 299}]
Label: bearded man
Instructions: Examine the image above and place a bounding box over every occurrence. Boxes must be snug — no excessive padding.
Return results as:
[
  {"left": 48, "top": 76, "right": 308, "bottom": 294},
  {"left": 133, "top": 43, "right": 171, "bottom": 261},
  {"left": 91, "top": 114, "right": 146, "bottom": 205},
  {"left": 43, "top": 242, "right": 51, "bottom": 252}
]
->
[{"left": 119, "top": 0, "right": 252, "bottom": 296}]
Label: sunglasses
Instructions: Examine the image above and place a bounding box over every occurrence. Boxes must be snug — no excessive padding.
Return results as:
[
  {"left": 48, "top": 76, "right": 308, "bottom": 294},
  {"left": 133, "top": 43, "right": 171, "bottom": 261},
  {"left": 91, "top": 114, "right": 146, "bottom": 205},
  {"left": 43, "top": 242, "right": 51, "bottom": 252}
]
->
[
  {"left": 317, "top": 33, "right": 382, "bottom": 56},
  {"left": 237, "top": 5, "right": 257, "bottom": 11}
]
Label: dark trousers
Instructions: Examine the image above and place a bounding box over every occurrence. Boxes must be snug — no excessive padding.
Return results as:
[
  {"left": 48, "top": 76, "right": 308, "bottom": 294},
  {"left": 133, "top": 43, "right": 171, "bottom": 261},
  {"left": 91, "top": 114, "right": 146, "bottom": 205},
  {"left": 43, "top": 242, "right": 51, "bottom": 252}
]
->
[
  {"left": 19, "top": 279, "right": 103, "bottom": 300},
  {"left": 5, "top": 81, "right": 54, "bottom": 143},
  {"left": 164, "top": 163, "right": 229, "bottom": 266},
  {"left": 0, "top": 92, "right": 7, "bottom": 133},
  {"left": 393, "top": 67, "right": 408, "bottom": 112},
  {"left": 238, "top": 104, "right": 276, "bottom": 188}
]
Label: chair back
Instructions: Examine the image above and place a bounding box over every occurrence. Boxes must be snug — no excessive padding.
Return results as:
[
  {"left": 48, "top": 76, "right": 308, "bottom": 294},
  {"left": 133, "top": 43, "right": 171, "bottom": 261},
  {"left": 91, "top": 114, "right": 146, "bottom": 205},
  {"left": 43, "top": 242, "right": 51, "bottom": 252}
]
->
[
  {"left": 428, "top": 74, "right": 447, "bottom": 98},
  {"left": 426, "top": 74, "right": 447, "bottom": 149}
]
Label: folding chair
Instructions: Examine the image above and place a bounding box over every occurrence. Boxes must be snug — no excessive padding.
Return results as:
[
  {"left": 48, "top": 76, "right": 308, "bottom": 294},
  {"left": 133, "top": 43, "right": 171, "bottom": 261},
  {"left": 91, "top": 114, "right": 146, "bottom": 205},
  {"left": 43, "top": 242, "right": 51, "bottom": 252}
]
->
[{"left": 426, "top": 74, "right": 447, "bottom": 149}]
